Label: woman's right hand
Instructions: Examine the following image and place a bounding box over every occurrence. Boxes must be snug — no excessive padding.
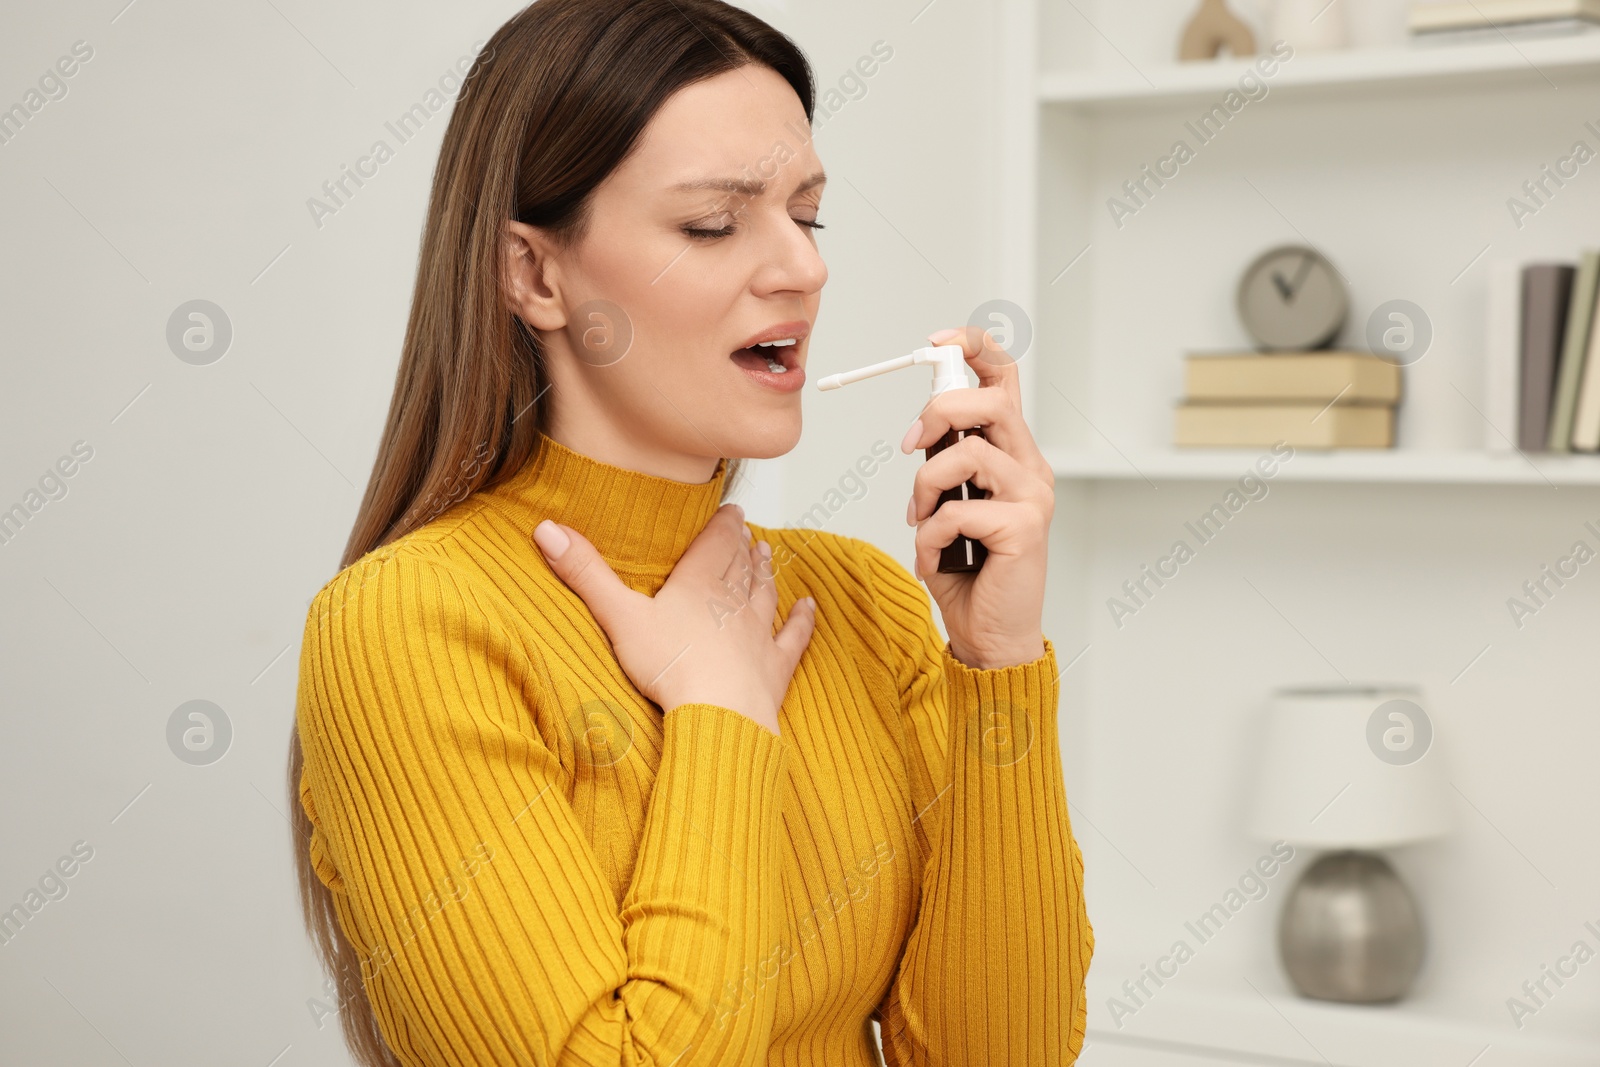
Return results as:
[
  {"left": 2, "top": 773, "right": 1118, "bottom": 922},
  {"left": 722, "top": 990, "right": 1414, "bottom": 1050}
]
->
[{"left": 532, "top": 503, "right": 815, "bottom": 734}]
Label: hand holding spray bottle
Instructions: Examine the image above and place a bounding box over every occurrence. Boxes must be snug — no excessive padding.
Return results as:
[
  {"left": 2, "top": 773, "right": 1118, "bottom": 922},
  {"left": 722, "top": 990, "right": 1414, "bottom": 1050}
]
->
[{"left": 817, "top": 345, "right": 988, "bottom": 574}]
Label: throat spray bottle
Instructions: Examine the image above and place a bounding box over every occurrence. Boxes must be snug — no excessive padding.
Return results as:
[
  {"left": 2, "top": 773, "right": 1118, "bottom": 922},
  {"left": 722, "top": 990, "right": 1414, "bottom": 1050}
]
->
[{"left": 817, "top": 345, "right": 988, "bottom": 574}]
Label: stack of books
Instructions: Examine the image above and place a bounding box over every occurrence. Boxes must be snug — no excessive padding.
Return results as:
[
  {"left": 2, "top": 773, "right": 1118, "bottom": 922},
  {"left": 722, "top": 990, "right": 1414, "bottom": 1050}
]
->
[
  {"left": 1485, "top": 252, "right": 1600, "bottom": 453},
  {"left": 1408, "top": 0, "right": 1600, "bottom": 42},
  {"left": 1173, "top": 351, "right": 1403, "bottom": 448}
]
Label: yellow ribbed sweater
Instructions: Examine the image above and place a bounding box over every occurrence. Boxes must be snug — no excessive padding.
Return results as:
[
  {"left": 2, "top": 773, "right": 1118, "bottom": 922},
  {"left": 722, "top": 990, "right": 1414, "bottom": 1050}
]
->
[{"left": 295, "top": 429, "right": 1092, "bottom": 1067}]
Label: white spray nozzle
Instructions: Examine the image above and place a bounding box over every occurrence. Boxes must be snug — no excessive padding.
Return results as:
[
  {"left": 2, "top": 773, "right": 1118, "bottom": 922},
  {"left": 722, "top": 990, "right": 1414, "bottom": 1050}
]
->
[{"left": 815, "top": 344, "right": 969, "bottom": 398}]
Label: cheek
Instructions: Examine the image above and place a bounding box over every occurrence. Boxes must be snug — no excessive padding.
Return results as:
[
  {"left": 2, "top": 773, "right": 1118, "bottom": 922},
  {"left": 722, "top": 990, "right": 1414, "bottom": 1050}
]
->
[{"left": 632, "top": 263, "right": 747, "bottom": 361}]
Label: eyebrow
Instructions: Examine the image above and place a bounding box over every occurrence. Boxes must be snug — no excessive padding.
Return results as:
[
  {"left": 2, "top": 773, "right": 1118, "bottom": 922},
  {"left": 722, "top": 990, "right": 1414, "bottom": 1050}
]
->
[{"left": 672, "top": 170, "right": 827, "bottom": 198}]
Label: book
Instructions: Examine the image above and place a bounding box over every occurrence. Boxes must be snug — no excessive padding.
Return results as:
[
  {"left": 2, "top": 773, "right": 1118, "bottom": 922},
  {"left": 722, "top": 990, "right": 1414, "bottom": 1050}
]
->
[
  {"left": 1484, "top": 259, "right": 1524, "bottom": 453},
  {"left": 1570, "top": 261, "right": 1600, "bottom": 450},
  {"left": 1183, "top": 351, "right": 1401, "bottom": 404},
  {"left": 1518, "top": 263, "right": 1577, "bottom": 453},
  {"left": 1175, "top": 403, "right": 1393, "bottom": 448},
  {"left": 1548, "top": 251, "right": 1600, "bottom": 451},
  {"left": 1409, "top": 0, "right": 1600, "bottom": 32}
]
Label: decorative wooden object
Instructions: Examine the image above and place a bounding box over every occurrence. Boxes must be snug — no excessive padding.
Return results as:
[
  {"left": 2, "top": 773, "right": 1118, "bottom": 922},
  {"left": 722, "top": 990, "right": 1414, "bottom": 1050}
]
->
[{"left": 1178, "top": 0, "right": 1257, "bottom": 61}]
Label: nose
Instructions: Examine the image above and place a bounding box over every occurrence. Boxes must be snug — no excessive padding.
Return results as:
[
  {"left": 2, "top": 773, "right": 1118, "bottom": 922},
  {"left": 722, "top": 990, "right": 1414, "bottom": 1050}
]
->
[{"left": 752, "top": 209, "right": 828, "bottom": 298}]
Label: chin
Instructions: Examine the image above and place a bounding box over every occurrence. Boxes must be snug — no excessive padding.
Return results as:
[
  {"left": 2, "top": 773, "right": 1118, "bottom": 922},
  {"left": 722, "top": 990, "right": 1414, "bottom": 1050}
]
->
[{"left": 726, "top": 413, "right": 803, "bottom": 461}]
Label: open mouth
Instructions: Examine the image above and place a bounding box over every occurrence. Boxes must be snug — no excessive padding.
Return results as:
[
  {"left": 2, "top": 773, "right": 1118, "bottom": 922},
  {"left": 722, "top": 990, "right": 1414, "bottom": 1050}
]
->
[{"left": 729, "top": 338, "right": 800, "bottom": 375}]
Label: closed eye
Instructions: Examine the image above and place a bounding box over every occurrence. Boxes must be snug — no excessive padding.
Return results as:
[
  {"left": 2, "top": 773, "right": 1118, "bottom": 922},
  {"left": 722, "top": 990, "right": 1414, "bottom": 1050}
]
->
[{"left": 682, "top": 218, "right": 826, "bottom": 241}]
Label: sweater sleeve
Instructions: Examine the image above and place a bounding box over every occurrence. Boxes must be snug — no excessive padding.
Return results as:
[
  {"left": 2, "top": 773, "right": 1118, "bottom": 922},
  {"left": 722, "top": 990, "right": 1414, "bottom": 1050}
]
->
[
  {"left": 859, "top": 541, "right": 1093, "bottom": 1066},
  {"left": 295, "top": 549, "right": 791, "bottom": 1067}
]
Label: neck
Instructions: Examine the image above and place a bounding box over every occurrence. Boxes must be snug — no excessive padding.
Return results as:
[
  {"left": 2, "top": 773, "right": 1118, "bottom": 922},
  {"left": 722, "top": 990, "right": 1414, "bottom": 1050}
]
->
[
  {"left": 486, "top": 428, "right": 730, "bottom": 591},
  {"left": 539, "top": 354, "right": 722, "bottom": 483},
  {"left": 543, "top": 420, "right": 721, "bottom": 484}
]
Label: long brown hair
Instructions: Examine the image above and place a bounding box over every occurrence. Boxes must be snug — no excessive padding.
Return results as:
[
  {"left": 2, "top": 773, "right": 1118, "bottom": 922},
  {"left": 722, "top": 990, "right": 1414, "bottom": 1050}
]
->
[{"left": 286, "top": 3, "right": 815, "bottom": 1063}]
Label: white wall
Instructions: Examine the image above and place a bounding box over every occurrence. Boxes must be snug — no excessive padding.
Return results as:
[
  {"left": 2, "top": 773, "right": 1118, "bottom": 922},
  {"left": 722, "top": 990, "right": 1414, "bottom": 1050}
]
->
[{"left": 0, "top": 1, "right": 1001, "bottom": 1062}]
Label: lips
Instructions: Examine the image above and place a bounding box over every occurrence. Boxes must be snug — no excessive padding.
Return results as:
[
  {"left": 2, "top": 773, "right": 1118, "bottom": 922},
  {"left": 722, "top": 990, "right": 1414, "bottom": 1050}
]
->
[
  {"left": 730, "top": 343, "right": 806, "bottom": 391},
  {"left": 730, "top": 320, "right": 808, "bottom": 385},
  {"left": 733, "top": 320, "right": 811, "bottom": 352},
  {"left": 729, "top": 324, "right": 805, "bottom": 393}
]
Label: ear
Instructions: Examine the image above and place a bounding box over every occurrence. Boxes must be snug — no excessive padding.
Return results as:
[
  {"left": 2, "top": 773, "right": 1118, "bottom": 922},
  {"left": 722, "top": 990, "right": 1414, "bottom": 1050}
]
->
[{"left": 502, "top": 219, "right": 568, "bottom": 332}]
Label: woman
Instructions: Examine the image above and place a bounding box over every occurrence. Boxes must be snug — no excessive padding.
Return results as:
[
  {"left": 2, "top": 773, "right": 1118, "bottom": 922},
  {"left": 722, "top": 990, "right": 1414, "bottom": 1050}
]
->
[{"left": 288, "top": 1, "right": 1092, "bottom": 1064}]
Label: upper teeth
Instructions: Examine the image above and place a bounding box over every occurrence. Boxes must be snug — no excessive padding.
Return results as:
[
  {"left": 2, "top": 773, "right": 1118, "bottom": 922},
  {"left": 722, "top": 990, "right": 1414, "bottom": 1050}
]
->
[{"left": 755, "top": 338, "right": 797, "bottom": 347}]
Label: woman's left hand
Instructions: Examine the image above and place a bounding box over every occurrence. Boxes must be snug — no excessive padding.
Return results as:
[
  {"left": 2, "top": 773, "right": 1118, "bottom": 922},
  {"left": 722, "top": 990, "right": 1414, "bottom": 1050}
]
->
[{"left": 902, "top": 325, "right": 1054, "bottom": 671}]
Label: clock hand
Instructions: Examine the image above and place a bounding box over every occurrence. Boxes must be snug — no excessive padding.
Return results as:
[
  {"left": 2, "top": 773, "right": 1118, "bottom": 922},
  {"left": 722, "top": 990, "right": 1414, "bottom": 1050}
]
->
[
  {"left": 1285, "top": 253, "right": 1315, "bottom": 303},
  {"left": 1271, "top": 271, "right": 1294, "bottom": 302}
]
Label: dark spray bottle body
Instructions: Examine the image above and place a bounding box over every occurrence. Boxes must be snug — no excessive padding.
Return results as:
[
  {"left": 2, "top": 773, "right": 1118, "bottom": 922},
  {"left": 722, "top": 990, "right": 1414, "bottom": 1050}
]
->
[{"left": 927, "top": 425, "right": 989, "bottom": 572}]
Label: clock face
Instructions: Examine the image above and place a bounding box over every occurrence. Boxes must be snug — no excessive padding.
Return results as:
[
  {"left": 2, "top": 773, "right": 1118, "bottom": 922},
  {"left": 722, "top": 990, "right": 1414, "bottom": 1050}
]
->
[{"left": 1236, "top": 244, "right": 1348, "bottom": 350}]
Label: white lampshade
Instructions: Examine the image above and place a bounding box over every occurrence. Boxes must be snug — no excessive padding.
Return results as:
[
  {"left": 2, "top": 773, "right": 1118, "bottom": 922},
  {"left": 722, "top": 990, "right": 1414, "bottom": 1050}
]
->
[{"left": 1248, "top": 686, "right": 1452, "bottom": 848}]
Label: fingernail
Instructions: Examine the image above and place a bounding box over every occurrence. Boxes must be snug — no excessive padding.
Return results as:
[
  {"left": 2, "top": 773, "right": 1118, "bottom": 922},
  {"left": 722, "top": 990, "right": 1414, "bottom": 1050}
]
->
[
  {"left": 533, "top": 519, "right": 569, "bottom": 560},
  {"left": 927, "top": 328, "right": 959, "bottom": 344},
  {"left": 743, "top": 523, "right": 754, "bottom": 543},
  {"left": 906, "top": 495, "right": 916, "bottom": 526},
  {"left": 758, "top": 540, "right": 772, "bottom": 560},
  {"left": 899, "top": 418, "right": 922, "bottom": 455}
]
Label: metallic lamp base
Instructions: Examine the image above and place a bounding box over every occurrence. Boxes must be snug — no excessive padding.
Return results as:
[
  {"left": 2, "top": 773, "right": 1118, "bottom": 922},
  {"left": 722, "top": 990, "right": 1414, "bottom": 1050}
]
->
[{"left": 1279, "top": 849, "right": 1425, "bottom": 1003}]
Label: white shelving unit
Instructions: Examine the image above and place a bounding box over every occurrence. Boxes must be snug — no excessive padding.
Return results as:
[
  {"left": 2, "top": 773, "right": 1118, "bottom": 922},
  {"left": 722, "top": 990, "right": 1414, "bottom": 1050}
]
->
[
  {"left": 1039, "top": 32, "right": 1600, "bottom": 109},
  {"left": 1076, "top": 960, "right": 1600, "bottom": 1067},
  {"left": 1045, "top": 446, "right": 1600, "bottom": 485},
  {"left": 1002, "top": 3, "right": 1600, "bottom": 1064}
]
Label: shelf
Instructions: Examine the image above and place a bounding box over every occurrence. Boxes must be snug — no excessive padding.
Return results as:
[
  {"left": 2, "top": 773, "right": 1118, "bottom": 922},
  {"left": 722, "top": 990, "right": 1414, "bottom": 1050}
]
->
[
  {"left": 1045, "top": 447, "right": 1600, "bottom": 485},
  {"left": 1084, "top": 955, "right": 1600, "bottom": 1066},
  {"left": 1038, "top": 33, "right": 1600, "bottom": 110}
]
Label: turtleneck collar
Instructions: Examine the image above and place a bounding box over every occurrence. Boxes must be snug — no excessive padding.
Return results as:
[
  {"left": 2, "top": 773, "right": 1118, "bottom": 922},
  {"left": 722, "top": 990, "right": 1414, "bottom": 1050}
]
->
[{"left": 488, "top": 429, "right": 730, "bottom": 581}]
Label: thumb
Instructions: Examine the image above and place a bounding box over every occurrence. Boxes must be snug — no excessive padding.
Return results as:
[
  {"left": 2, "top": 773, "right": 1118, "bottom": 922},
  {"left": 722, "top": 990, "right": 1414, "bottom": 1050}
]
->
[
  {"left": 534, "top": 520, "right": 636, "bottom": 627},
  {"left": 773, "top": 596, "right": 818, "bottom": 672}
]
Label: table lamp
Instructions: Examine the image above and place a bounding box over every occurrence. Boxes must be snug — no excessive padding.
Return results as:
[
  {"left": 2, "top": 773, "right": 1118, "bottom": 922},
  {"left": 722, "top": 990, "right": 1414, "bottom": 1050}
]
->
[{"left": 1248, "top": 685, "right": 1452, "bottom": 1003}]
